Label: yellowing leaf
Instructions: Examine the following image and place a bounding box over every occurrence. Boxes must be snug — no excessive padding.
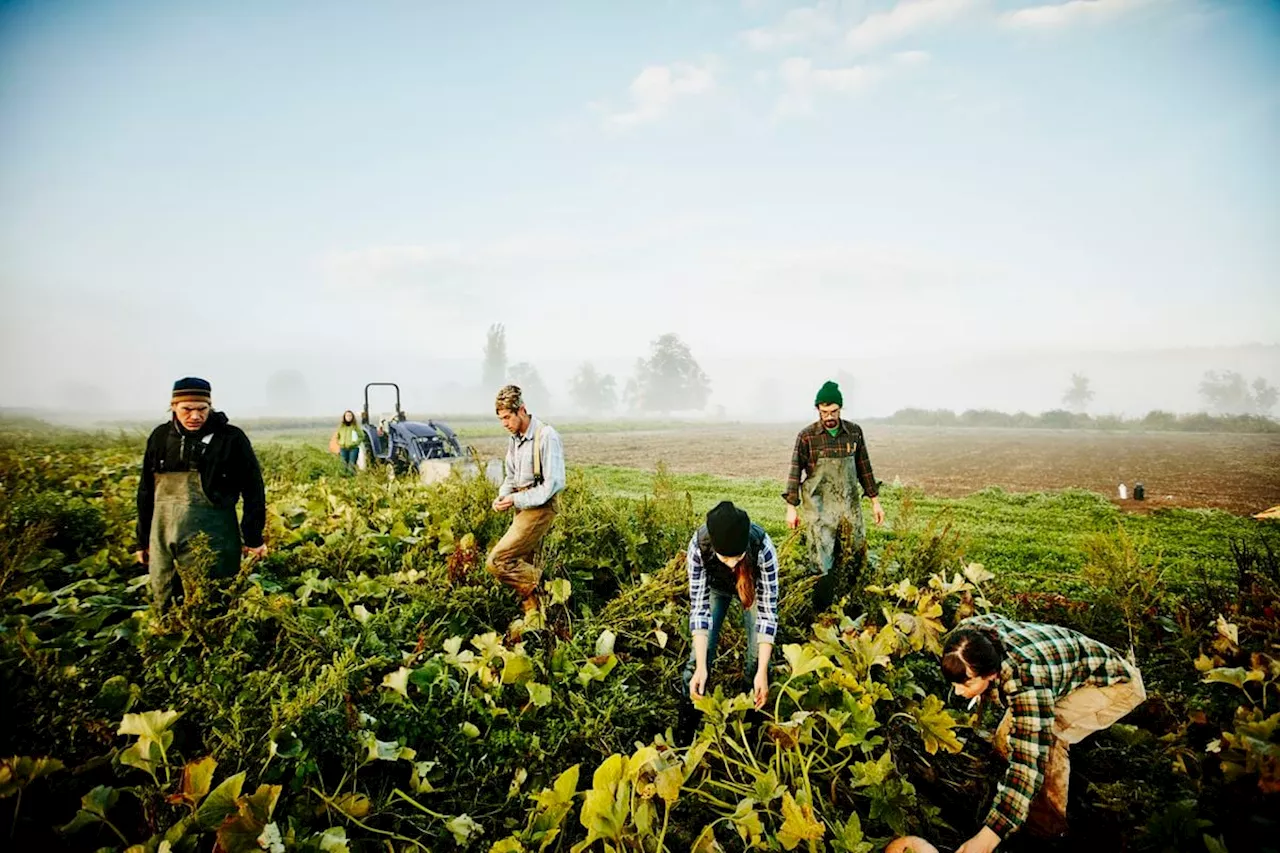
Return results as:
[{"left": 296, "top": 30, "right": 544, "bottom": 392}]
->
[
  {"left": 526, "top": 681, "right": 552, "bottom": 708},
  {"left": 654, "top": 765, "right": 683, "bottom": 805},
  {"left": 963, "top": 562, "right": 994, "bottom": 584},
  {"left": 118, "top": 709, "right": 182, "bottom": 755},
  {"left": 546, "top": 578, "right": 572, "bottom": 606},
  {"left": 445, "top": 813, "right": 483, "bottom": 846},
  {"left": 316, "top": 827, "right": 349, "bottom": 853},
  {"left": 168, "top": 756, "right": 217, "bottom": 809},
  {"left": 331, "top": 792, "right": 370, "bottom": 818},
  {"left": 382, "top": 667, "right": 412, "bottom": 697},
  {"left": 1216, "top": 615, "right": 1239, "bottom": 647},
  {"left": 730, "top": 798, "right": 763, "bottom": 845},
  {"left": 911, "top": 695, "right": 965, "bottom": 755},
  {"left": 777, "top": 791, "right": 825, "bottom": 850},
  {"left": 502, "top": 654, "right": 535, "bottom": 685}
]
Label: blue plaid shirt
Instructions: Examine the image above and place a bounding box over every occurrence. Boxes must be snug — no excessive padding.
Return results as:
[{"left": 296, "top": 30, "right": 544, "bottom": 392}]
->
[{"left": 686, "top": 531, "right": 780, "bottom": 644}]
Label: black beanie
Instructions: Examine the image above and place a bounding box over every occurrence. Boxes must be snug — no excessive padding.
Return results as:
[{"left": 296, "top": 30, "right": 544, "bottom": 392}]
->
[{"left": 706, "top": 500, "right": 750, "bottom": 557}]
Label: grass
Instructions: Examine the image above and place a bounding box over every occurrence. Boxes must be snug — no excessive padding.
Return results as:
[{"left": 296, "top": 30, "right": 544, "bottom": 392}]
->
[{"left": 578, "top": 464, "right": 1264, "bottom": 594}]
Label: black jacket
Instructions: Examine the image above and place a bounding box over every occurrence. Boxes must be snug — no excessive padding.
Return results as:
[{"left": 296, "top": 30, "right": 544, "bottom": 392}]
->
[
  {"left": 135, "top": 412, "right": 266, "bottom": 550},
  {"left": 694, "top": 522, "right": 768, "bottom": 596}
]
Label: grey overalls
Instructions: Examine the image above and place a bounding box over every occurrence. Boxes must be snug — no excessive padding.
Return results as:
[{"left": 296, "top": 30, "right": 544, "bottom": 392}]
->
[
  {"left": 149, "top": 467, "right": 241, "bottom": 609},
  {"left": 800, "top": 455, "right": 867, "bottom": 610}
]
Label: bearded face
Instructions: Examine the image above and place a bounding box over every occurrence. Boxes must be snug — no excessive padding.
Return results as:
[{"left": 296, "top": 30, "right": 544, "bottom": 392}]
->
[{"left": 817, "top": 403, "right": 841, "bottom": 430}]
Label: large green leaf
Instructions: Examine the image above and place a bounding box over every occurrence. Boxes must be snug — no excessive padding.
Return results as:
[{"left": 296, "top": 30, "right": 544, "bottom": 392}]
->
[
  {"left": 782, "top": 644, "right": 834, "bottom": 678},
  {"left": 196, "top": 771, "right": 246, "bottom": 829}
]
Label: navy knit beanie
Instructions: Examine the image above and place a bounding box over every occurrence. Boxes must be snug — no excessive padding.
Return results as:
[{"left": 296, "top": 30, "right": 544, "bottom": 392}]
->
[{"left": 172, "top": 377, "right": 212, "bottom": 404}]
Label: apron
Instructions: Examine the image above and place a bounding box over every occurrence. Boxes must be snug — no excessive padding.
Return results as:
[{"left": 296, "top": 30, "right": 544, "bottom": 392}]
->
[
  {"left": 149, "top": 471, "right": 242, "bottom": 608},
  {"left": 799, "top": 455, "right": 867, "bottom": 578}
]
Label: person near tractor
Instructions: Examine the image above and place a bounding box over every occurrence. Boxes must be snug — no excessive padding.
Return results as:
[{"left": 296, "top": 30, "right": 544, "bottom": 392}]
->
[
  {"left": 684, "top": 501, "right": 779, "bottom": 712},
  {"left": 783, "top": 380, "right": 885, "bottom": 611},
  {"left": 332, "top": 410, "right": 362, "bottom": 469},
  {"left": 487, "top": 385, "right": 565, "bottom": 616},
  {"left": 943, "top": 614, "right": 1146, "bottom": 852},
  {"left": 135, "top": 378, "right": 267, "bottom": 610}
]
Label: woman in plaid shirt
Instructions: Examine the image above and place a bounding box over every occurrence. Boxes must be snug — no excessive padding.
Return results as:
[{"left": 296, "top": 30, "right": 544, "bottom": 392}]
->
[{"left": 942, "top": 614, "right": 1146, "bottom": 852}]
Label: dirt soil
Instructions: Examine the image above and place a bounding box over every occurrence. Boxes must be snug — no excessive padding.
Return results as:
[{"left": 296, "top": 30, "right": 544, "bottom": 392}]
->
[{"left": 472, "top": 425, "right": 1280, "bottom": 517}]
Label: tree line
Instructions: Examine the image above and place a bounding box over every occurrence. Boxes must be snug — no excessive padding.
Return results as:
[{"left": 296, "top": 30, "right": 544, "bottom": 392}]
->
[{"left": 482, "top": 325, "right": 710, "bottom": 416}]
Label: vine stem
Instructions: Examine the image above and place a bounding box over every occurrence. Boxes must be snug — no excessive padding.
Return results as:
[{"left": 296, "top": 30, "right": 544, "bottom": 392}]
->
[{"left": 307, "top": 787, "right": 432, "bottom": 851}]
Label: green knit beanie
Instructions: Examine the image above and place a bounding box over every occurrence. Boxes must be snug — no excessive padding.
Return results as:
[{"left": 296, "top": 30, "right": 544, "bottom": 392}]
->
[{"left": 814, "top": 381, "right": 843, "bottom": 407}]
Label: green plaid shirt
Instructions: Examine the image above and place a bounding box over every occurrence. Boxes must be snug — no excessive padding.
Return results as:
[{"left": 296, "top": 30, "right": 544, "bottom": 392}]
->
[
  {"left": 960, "top": 614, "right": 1136, "bottom": 838},
  {"left": 782, "top": 420, "right": 878, "bottom": 505}
]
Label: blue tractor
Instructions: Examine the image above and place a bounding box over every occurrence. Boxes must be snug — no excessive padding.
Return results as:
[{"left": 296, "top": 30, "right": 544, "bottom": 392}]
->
[{"left": 359, "top": 382, "right": 476, "bottom": 482}]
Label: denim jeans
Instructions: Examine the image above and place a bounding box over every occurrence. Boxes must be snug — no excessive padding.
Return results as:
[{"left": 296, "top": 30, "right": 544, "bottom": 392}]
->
[
  {"left": 339, "top": 447, "right": 359, "bottom": 468},
  {"left": 682, "top": 588, "right": 761, "bottom": 696}
]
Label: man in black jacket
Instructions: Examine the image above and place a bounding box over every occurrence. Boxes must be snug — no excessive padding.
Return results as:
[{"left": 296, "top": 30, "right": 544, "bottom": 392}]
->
[{"left": 135, "top": 377, "right": 267, "bottom": 609}]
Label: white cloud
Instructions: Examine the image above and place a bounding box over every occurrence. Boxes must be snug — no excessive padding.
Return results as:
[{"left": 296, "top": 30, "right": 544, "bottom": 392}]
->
[
  {"left": 603, "top": 61, "right": 717, "bottom": 127},
  {"left": 741, "top": 2, "right": 846, "bottom": 50},
  {"left": 846, "top": 0, "right": 977, "bottom": 52},
  {"left": 892, "top": 49, "right": 932, "bottom": 65},
  {"left": 775, "top": 56, "right": 884, "bottom": 116},
  {"left": 1002, "top": 0, "right": 1156, "bottom": 29}
]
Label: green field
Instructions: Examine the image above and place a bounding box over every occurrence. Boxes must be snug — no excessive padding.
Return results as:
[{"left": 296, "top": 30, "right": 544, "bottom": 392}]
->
[{"left": 1, "top": 426, "right": 1276, "bottom": 853}]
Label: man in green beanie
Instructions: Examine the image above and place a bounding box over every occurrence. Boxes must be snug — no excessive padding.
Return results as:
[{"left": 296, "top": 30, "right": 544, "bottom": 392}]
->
[{"left": 783, "top": 380, "right": 884, "bottom": 611}]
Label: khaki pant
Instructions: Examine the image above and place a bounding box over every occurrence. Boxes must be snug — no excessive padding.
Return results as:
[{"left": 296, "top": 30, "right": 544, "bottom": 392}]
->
[
  {"left": 993, "top": 661, "right": 1146, "bottom": 836},
  {"left": 486, "top": 501, "right": 557, "bottom": 600}
]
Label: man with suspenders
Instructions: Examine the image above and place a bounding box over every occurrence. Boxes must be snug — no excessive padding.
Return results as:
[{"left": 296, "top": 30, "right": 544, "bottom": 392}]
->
[{"left": 488, "top": 384, "right": 567, "bottom": 616}]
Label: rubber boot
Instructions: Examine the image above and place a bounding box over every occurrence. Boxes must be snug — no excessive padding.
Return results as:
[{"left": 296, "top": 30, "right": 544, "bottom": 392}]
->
[
  {"left": 675, "top": 701, "right": 701, "bottom": 747},
  {"left": 813, "top": 571, "right": 837, "bottom": 614}
]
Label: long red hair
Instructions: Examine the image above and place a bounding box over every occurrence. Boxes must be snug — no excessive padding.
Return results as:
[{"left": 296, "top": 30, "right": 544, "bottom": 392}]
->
[{"left": 735, "top": 557, "right": 757, "bottom": 610}]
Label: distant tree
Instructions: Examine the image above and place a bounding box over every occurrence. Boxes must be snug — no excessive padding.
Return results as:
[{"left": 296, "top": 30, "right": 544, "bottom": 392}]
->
[
  {"left": 507, "top": 362, "right": 550, "bottom": 412},
  {"left": 568, "top": 362, "right": 617, "bottom": 416},
  {"left": 1199, "top": 370, "right": 1255, "bottom": 414},
  {"left": 265, "top": 369, "right": 310, "bottom": 412},
  {"left": 622, "top": 377, "right": 641, "bottom": 413},
  {"left": 1253, "top": 377, "right": 1278, "bottom": 416},
  {"left": 632, "top": 333, "right": 711, "bottom": 413},
  {"left": 482, "top": 324, "right": 508, "bottom": 390},
  {"left": 1061, "top": 373, "right": 1094, "bottom": 413}
]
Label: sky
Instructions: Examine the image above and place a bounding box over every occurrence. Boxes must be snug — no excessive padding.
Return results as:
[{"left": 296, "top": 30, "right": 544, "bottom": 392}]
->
[{"left": 1, "top": 0, "right": 1278, "bottom": 416}]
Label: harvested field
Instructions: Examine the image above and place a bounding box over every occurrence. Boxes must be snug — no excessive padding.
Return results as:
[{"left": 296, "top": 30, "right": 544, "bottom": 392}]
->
[{"left": 473, "top": 424, "right": 1280, "bottom": 516}]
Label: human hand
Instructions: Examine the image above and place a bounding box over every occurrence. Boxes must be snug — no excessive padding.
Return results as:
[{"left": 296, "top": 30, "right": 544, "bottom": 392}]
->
[
  {"left": 689, "top": 667, "right": 709, "bottom": 700},
  {"left": 871, "top": 498, "right": 885, "bottom": 527},
  {"left": 955, "top": 826, "right": 1000, "bottom": 853},
  {"left": 492, "top": 496, "right": 515, "bottom": 512},
  {"left": 786, "top": 504, "right": 800, "bottom": 529},
  {"left": 753, "top": 670, "right": 769, "bottom": 709},
  {"left": 244, "top": 544, "right": 268, "bottom": 559},
  {"left": 134, "top": 549, "right": 147, "bottom": 565}
]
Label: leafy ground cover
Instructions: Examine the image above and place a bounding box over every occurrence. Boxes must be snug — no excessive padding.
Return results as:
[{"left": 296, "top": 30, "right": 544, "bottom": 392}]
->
[{"left": 1, "top": 428, "right": 1276, "bottom": 852}]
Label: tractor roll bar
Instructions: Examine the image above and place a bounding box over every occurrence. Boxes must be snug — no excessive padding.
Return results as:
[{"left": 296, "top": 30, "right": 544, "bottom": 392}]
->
[{"left": 362, "top": 383, "right": 406, "bottom": 425}]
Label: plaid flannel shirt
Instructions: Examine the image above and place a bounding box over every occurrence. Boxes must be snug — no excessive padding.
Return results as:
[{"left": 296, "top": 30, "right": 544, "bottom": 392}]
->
[
  {"left": 961, "top": 614, "right": 1137, "bottom": 838},
  {"left": 686, "top": 531, "right": 780, "bottom": 645},
  {"left": 782, "top": 419, "right": 878, "bottom": 506}
]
